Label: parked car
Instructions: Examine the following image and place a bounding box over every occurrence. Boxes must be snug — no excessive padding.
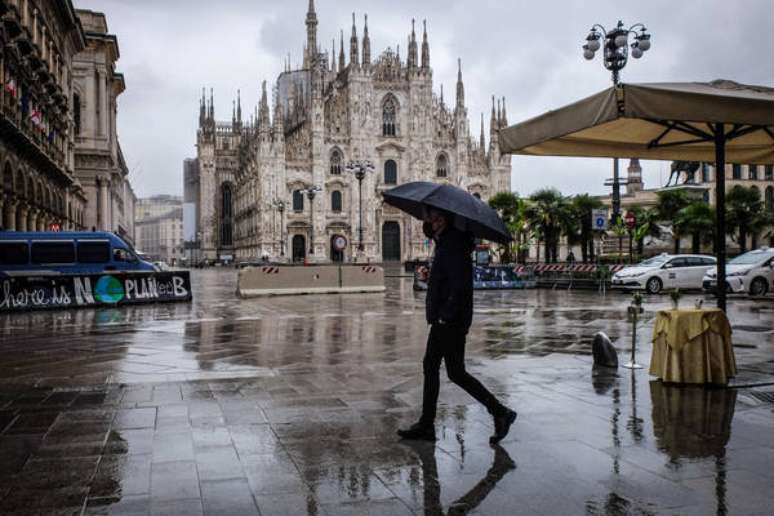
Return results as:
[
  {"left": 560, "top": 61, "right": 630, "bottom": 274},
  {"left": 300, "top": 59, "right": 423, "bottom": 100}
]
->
[
  {"left": 703, "top": 248, "right": 774, "bottom": 296},
  {"left": 153, "top": 261, "right": 171, "bottom": 272},
  {"left": 0, "top": 231, "right": 156, "bottom": 277},
  {"left": 611, "top": 253, "right": 717, "bottom": 294}
]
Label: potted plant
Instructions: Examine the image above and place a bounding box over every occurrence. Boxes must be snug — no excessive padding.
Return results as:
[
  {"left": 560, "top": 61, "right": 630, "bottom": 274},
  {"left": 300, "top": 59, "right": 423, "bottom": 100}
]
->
[{"left": 669, "top": 288, "right": 681, "bottom": 310}]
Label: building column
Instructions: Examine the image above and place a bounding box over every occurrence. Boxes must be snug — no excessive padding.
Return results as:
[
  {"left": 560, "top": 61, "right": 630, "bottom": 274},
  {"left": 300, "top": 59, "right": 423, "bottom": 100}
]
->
[
  {"left": 5, "top": 199, "right": 17, "bottom": 230},
  {"left": 17, "top": 204, "right": 28, "bottom": 231},
  {"left": 27, "top": 208, "right": 38, "bottom": 232},
  {"left": 98, "top": 178, "right": 108, "bottom": 230}
]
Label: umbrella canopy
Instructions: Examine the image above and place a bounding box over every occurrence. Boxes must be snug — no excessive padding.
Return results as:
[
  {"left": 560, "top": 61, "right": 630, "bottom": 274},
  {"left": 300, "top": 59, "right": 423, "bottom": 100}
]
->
[
  {"left": 499, "top": 79, "right": 774, "bottom": 311},
  {"left": 499, "top": 80, "right": 774, "bottom": 163},
  {"left": 382, "top": 181, "right": 512, "bottom": 244}
]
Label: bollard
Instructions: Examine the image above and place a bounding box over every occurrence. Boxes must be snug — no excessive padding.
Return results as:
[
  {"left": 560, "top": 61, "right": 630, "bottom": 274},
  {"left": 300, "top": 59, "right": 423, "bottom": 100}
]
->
[{"left": 624, "top": 292, "right": 644, "bottom": 369}]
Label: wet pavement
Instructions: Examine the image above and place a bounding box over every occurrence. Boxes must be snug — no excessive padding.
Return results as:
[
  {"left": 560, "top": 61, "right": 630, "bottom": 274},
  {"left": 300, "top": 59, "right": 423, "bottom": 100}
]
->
[{"left": 1, "top": 267, "right": 774, "bottom": 515}]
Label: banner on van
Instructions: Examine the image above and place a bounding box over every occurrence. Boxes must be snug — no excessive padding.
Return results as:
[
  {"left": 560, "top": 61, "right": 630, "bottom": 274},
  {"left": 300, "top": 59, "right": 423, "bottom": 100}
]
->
[{"left": 0, "top": 272, "right": 192, "bottom": 311}]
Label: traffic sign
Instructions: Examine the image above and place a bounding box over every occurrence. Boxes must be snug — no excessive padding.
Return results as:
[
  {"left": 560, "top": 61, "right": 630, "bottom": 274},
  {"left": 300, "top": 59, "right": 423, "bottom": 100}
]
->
[
  {"left": 624, "top": 211, "right": 637, "bottom": 230},
  {"left": 592, "top": 209, "right": 608, "bottom": 231},
  {"left": 333, "top": 235, "right": 347, "bottom": 251}
]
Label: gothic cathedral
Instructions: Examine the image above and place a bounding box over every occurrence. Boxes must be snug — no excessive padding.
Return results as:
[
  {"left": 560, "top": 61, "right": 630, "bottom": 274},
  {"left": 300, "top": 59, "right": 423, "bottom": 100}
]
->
[{"left": 195, "top": 1, "right": 511, "bottom": 263}]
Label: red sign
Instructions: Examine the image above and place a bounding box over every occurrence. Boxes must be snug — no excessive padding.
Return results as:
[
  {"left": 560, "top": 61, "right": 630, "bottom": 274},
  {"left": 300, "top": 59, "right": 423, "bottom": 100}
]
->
[
  {"left": 624, "top": 212, "right": 636, "bottom": 229},
  {"left": 49, "top": 223, "right": 61, "bottom": 232}
]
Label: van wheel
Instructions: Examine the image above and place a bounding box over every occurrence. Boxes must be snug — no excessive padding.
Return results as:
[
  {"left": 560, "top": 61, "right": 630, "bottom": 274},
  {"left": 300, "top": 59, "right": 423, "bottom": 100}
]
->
[
  {"left": 749, "top": 277, "right": 768, "bottom": 297},
  {"left": 646, "top": 277, "right": 663, "bottom": 295}
]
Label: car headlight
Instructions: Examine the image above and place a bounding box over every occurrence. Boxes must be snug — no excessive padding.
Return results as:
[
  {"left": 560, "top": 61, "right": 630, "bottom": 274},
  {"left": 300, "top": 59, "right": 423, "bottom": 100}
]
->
[
  {"left": 630, "top": 271, "right": 646, "bottom": 277},
  {"left": 727, "top": 270, "right": 750, "bottom": 277}
]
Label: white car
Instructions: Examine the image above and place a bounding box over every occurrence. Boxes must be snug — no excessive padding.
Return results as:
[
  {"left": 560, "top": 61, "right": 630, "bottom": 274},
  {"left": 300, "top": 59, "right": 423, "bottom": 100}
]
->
[
  {"left": 612, "top": 254, "right": 717, "bottom": 294},
  {"left": 703, "top": 248, "right": 774, "bottom": 296}
]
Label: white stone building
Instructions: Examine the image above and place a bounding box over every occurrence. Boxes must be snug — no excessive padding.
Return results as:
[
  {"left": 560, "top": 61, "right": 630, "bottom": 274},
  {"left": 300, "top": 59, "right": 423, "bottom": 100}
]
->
[
  {"left": 135, "top": 201, "right": 183, "bottom": 264},
  {"left": 195, "top": 1, "right": 512, "bottom": 263}
]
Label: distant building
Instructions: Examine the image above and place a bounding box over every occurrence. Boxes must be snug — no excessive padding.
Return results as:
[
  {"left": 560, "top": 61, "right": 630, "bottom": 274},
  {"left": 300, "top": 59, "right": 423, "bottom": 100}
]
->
[
  {"left": 135, "top": 206, "right": 184, "bottom": 264},
  {"left": 135, "top": 194, "right": 182, "bottom": 221}
]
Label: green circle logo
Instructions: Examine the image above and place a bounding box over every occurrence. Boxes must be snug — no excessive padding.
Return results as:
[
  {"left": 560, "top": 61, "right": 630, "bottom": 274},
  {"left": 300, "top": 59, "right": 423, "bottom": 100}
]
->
[{"left": 94, "top": 276, "right": 125, "bottom": 304}]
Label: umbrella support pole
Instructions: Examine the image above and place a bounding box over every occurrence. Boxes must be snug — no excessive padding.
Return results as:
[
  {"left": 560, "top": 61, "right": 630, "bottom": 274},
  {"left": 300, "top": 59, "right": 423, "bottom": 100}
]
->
[{"left": 714, "top": 124, "right": 727, "bottom": 312}]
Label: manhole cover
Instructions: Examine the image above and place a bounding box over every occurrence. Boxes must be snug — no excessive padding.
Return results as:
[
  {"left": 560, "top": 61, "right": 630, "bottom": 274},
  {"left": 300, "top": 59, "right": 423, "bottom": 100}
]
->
[
  {"left": 748, "top": 391, "right": 774, "bottom": 404},
  {"left": 732, "top": 325, "right": 773, "bottom": 332}
]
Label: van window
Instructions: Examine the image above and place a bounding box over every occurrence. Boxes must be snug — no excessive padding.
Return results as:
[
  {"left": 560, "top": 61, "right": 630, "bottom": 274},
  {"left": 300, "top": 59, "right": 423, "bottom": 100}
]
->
[
  {"left": 77, "top": 241, "right": 110, "bottom": 263},
  {"left": 0, "top": 242, "right": 29, "bottom": 264},
  {"left": 31, "top": 242, "right": 75, "bottom": 264},
  {"left": 113, "top": 248, "right": 137, "bottom": 263}
]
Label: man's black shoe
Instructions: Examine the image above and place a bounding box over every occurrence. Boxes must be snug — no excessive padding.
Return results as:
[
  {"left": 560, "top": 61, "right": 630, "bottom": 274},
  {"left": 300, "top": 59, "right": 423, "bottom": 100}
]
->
[
  {"left": 397, "top": 422, "right": 436, "bottom": 441},
  {"left": 490, "top": 409, "right": 517, "bottom": 444}
]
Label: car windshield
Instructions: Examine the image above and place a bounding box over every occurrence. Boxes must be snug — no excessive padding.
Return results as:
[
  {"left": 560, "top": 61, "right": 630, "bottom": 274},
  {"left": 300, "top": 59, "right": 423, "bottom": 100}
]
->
[
  {"left": 638, "top": 256, "right": 669, "bottom": 267},
  {"left": 729, "top": 251, "right": 774, "bottom": 265}
]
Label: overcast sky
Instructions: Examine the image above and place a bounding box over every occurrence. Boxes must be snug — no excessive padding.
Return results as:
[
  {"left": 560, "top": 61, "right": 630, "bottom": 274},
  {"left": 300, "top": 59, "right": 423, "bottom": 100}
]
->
[{"left": 76, "top": 0, "right": 773, "bottom": 199}]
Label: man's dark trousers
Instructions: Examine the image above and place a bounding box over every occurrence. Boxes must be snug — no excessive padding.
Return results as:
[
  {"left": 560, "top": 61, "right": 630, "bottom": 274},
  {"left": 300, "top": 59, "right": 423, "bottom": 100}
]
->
[{"left": 419, "top": 323, "right": 503, "bottom": 425}]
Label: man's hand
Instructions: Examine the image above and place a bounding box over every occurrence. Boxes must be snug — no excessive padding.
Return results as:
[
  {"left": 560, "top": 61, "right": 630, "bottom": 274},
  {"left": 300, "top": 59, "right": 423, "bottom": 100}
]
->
[{"left": 417, "top": 266, "right": 429, "bottom": 281}]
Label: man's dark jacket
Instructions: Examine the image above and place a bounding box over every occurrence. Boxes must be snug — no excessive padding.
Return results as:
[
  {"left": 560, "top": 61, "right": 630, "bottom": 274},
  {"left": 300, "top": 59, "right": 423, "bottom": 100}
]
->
[{"left": 426, "top": 227, "right": 474, "bottom": 332}]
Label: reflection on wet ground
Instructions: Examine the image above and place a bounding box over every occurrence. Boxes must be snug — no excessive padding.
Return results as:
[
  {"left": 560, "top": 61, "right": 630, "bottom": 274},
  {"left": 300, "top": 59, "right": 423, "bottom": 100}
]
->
[{"left": 1, "top": 268, "right": 774, "bottom": 514}]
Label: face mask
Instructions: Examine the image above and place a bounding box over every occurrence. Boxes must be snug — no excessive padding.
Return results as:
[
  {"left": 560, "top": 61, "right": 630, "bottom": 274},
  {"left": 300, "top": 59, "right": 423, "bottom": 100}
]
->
[{"left": 422, "top": 221, "right": 434, "bottom": 239}]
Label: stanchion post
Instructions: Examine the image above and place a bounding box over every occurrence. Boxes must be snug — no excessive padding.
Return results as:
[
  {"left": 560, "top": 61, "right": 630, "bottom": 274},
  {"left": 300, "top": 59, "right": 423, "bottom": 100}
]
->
[{"left": 624, "top": 292, "right": 644, "bottom": 369}]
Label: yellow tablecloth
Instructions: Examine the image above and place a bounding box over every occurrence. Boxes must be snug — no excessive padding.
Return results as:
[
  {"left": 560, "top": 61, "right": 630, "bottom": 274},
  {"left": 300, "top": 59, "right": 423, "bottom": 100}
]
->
[{"left": 649, "top": 308, "right": 736, "bottom": 385}]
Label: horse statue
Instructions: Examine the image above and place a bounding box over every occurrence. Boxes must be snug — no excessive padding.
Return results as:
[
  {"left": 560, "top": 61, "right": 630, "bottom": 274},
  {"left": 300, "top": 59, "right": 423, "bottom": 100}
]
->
[{"left": 665, "top": 161, "right": 701, "bottom": 187}]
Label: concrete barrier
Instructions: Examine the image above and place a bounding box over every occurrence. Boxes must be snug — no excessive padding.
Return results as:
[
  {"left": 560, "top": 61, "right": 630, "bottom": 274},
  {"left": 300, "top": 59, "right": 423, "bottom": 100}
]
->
[{"left": 237, "top": 265, "right": 385, "bottom": 297}]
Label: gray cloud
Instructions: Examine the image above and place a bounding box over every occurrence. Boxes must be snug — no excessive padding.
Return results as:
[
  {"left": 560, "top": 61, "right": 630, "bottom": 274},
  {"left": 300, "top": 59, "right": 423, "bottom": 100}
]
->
[{"left": 75, "top": 0, "right": 774, "bottom": 199}]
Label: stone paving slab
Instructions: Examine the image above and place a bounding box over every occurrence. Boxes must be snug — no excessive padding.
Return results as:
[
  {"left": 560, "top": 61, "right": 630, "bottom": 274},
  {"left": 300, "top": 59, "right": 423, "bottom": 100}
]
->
[{"left": 1, "top": 269, "right": 774, "bottom": 514}]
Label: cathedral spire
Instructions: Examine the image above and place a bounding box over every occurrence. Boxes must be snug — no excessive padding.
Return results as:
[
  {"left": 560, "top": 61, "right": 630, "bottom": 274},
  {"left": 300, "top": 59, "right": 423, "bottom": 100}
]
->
[
  {"left": 209, "top": 88, "right": 214, "bottom": 120},
  {"left": 260, "top": 80, "right": 270, "bottom": 131},
  {"left": 501, "top": 97, "right": 508, "bottom": 127},
  {"left": 339, "top": 30, "right": 345, "bottom": 73},
  {"left": 305, "top": 0, "right": 318, "bottom": 68},
  {"left": 497, "top": 98, "right": 502, "bottom": 127},
  {"left": 236, "top": 89, "right": 242, "bottom": 125},
  {"left": 331, "top": 38, "right": 336, "bottom": 72},
  {"left": 490, "top": 95, "right": 496, "bottom": 132},
  {"left": 362, "top": 14, "right": 370, "bottom": 68},
  {"left": 439, "top": 84, "right": 444, "bottom": 108},
  {"left": 199, "top": 87, "right": 205, "bottom": 126},
  {"left": 456, "top": 58, "right": 465, "bottom": 110},
  {"left": 232, "top": 99, "right": 236, "bottom": 126},
  {"left": 421, "top": 20, "right": 430, "bottom": 69},
  {"left": 408, "top": 19, "right": 418, "bottom": 69},
  {"left": 350, "top": 12, "right": 359, "bottom": 70},
  {"left": 480, "top": 112, "right": 485, "bottom": 150}
]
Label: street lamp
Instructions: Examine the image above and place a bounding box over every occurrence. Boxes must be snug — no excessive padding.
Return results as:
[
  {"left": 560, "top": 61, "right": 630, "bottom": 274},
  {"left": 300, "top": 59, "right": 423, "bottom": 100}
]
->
[
  {"left": 344, "top": 159, "right": 375, "bottom": 252},
  {"left": 583, "top": 21, "right": 652, "bottom": 222},
  {"left": 301, "top": 186, "right": 321, "bottom": 255},
  {"left": 272, "top": 199, "right": 285, "bottom": 257}
]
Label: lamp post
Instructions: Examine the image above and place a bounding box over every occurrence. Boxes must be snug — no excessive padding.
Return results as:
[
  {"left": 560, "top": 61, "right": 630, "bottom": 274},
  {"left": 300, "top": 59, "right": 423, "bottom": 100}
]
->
[
  {"left": 272, "top": 199, "right": 285, "bottom": 257},
  {"left": 302, "top": 186, "right": 321, "bottom": 255},
  {"left": 583, "top": 21, "right": 652, "bottom": 223},
  {"left": 345, "top": 159, "right": 375, "bottom": 254}
]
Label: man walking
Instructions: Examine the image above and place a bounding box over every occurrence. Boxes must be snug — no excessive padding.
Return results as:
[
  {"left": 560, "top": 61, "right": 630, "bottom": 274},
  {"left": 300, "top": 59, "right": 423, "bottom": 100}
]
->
[{"left": 398, "top": 208, "right": 517, "bottom": 443}]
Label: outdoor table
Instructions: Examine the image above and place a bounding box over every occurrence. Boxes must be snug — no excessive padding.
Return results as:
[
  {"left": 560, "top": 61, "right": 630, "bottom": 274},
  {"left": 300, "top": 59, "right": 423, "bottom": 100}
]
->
[{"left": 649, "top": 308, "right": 736, "bottom": 385}]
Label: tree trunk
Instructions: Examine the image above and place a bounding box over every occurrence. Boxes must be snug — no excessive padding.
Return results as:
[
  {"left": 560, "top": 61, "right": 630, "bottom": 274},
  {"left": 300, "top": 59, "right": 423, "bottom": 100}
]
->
[
  {"left": 739, "top": 230, "right": 747, "bottom": 254},
  {"left": 589, "top": 237, "right": 595, "bottom": 262},
  {"left": 673, "top": 235, "right": 680, "bottom": 254},
  {"left": 752, "top": 232, "right": 759, "bottom": 251},
  {"left": 637, "top": 238, "right": 644, "bottom": 256},
  {"left": 692, "top": 233, "right": 700, "bottom": 254},
  {"left": 580, "top": 230, "right": 589, "bottom": 263}
]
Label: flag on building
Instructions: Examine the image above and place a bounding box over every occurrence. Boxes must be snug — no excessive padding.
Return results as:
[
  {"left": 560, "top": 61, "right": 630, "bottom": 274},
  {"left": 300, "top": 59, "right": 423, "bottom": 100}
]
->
[
  {"left": 30, "top": 108, "right": 42, "bottom": 127},
  {"left": 4, "top": 78, "right": 17, "bottom": 97}
]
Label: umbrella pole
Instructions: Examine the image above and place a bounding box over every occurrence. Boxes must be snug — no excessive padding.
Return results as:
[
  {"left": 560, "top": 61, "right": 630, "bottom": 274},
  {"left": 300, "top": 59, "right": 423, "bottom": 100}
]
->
[{"left": 714, "top": 123, "right": 727, "bottom": 312}]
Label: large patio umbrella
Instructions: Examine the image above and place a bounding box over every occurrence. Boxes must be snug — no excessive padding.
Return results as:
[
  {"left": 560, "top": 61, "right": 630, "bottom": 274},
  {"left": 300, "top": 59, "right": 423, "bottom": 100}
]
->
[{"left": 499, "top": 79, "right": 774, "bottom": 310}]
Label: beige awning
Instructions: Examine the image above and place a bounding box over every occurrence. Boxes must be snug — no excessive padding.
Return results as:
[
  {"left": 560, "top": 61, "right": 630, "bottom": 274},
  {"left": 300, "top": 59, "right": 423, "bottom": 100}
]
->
[{"left": 499, "top": 80, "right": 774, "bottom": 164}]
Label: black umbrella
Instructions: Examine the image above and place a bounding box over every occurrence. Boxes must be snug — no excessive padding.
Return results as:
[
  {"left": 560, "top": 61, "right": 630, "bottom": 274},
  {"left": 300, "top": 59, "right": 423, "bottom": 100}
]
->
[{"left": 382, "top": 181, "right": 512, "bottom": 244}]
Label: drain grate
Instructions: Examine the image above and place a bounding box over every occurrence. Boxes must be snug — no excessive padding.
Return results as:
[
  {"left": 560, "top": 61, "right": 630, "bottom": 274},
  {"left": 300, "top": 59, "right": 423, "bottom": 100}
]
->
[{"left": 748, "top": 391, "right": 774, "bottom": 404}]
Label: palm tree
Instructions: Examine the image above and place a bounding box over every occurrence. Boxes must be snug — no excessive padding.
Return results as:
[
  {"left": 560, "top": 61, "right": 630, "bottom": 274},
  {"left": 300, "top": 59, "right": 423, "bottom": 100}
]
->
[
  {"left": 656, "top": 190, "right": 691, "bottom": 253},
  {"left": 610, "top": 219, "right": 629, "bottom": 263},
  {"left": 629, "top": 206, "right": 661, "bottom": 257},
  {"left": 676, "top": 202, "right": 715, "bottom": 253},
  {"left": 570, "top": 194, "right": 604, "bottom": 262},
  {"left": 488, "top": 191, "right": 525, "bottom": 263},
  {"left": 526, "top": 188, "right": 569, "bottom": 263},
  {"left": 726, "top": 185, "right": 764, "bottom": 253}
]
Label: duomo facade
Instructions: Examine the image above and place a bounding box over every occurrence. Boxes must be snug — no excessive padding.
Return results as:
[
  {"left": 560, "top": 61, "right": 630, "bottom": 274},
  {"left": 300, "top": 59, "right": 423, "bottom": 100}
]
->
[{"left": 194, "top": 1, "right": 511, "bottom": 263}]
